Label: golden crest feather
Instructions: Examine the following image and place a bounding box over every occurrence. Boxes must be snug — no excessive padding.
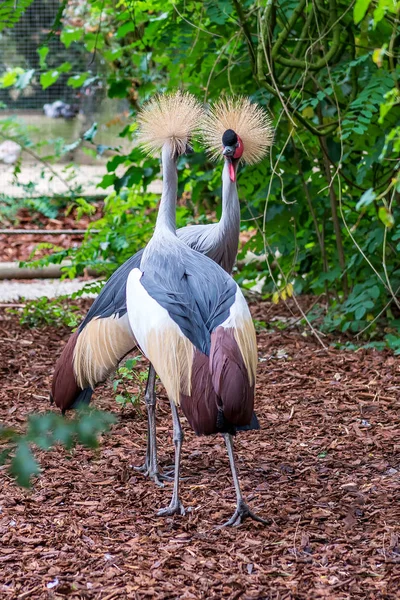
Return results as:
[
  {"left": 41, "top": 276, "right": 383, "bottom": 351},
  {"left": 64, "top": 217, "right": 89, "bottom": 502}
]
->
[
  {"left": 137, "top": 91, "right": 203, "bottom": 158},
  {"left": 200, "top": 97, "right": 274, "bottom": 165}
]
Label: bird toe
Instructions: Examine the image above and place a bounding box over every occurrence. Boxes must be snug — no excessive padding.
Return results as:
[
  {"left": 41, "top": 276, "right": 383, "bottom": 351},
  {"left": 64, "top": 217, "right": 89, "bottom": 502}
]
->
[
  {"left": 220, "top": 500, "right": 269, "bottom": 528},
  {"left": 157, "top": 501, "right": 185, "bottom": 517}
]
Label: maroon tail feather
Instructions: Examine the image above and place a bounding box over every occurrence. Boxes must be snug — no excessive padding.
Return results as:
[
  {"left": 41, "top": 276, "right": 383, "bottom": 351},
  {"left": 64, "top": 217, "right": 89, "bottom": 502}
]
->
[
  {"left": 180, "top": 351, "right": 219, "bottom": 435},
  {"left": 51, "top": 331, "right": 83, "bottom": 412},
  {"left": 180, "top": 327, "right": 254, "bottom": 435},
  {"left": 209, "top": 327, "right": 254, "bottom": 427}
]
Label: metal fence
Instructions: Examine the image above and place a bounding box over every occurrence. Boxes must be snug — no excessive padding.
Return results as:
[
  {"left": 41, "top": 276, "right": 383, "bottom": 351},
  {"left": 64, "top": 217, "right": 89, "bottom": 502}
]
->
[
  {"left": 0, "top": 0, "right": 95, "bottom": 109},
  {"left": 0, "top": 0, "right": 131, "bottom": 198}
]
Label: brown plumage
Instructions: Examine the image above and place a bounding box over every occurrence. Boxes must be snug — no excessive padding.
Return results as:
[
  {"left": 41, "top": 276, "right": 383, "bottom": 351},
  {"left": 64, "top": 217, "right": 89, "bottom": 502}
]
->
[
  {"left": 51, "top": 314, "right": 135, "bottom": 412},
  {"left": 51, "top": 331, "right": 81, "bottom": 412},
  {"left": 180, "top": 350, "right": 217, "bottom": 435},
  {"left": 180, "top": 328, "right": 254, "bottom": 436}
]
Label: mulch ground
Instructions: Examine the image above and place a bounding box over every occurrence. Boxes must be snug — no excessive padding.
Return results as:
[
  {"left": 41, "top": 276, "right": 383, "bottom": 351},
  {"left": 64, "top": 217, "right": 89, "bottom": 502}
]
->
[
  {"left": 0, "top": 298, "right": 399, "bottom": 599},
  {"left": 0, "top": 206, "right": 103, "bottom": 263}
]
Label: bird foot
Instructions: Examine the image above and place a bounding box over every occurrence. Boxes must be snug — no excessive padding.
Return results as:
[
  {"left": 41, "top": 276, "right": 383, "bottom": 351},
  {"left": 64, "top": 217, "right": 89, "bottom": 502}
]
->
[
  {"left": 221, "top": 499, "right": 269, "bottom": 528},
  {"left": 157, "top": 499, "right": 185, "bottom": 517},
  {"left": 134, "top": 462, "right": 148, "bottom": 474},
  {"left": 134, "top": 463, "right": 173, "bottom": 487}
]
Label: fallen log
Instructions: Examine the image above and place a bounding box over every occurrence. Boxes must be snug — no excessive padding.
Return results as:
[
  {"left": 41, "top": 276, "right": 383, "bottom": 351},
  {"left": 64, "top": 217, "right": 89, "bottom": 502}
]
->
[
  {"left": 0, "top": 261, "right": 106, "bottom": 280},
  {"left": 0, "top": 229, "right": 99, "bottom": 235}
]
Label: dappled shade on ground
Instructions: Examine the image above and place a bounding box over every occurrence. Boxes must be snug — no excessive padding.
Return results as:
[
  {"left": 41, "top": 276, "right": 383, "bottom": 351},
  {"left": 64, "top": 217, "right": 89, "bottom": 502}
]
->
[{"left": 0, "top": 299, "right": 399, "bottom": 598}]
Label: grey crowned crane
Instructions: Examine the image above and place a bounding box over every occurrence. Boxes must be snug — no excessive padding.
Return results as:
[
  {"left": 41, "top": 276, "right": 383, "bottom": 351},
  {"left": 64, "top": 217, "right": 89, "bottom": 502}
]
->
[
  {"left": 125, "top": 91, "right": 266, "bottom": 525},
  {"left": 51, "top": 96, "right": 273, "bottom": 496}
]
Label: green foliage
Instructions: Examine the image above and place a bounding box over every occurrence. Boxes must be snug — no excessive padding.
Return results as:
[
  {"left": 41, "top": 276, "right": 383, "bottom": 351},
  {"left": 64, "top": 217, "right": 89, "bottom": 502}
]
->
[
  {"left": 112, "top": 357, "right": 148, "bottom": 409},
  {"left": 0, "top": 408, "right": 116, "bottom": 487},
  {"left": 0, "top": 0, "right": 35, "bottom": 32},
  {"left": 0, "top": 191, "right": 77, "bottom": 224},
  {"left": 9, "top": 295, "right": 81, "bottom": 329},
  {"left": 319, "top": 282, "right": 382, "bottom": 333},
  {"left": 3, "top": 0, "right": 400, "bottom": 342}
]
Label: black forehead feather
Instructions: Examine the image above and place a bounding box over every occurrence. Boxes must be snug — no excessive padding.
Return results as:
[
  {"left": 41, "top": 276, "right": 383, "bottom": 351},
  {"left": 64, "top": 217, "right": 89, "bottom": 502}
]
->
[{"left": 222, "top": 129, "right": 238, "bottom": 146}]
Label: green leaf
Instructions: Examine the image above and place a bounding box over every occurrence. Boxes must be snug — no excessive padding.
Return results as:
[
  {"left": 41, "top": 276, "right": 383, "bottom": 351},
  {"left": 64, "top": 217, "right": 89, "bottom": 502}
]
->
[
  {"left": 116, "top": 21, "right": 136, "bottom": 38},
  {"left": 97, "top": 144, "right": 112, "bottom": 156},
  {"left": 98, "top": 174, "right": 116, "bottom": 189},
  {"left": 0, "top": 0, "right": 35, "bottom": 32},
  {"left": 108, "top": 78, "right": 130, "bottom": 98},
  {"left": 354, "top": 0, "right": 372, "bottom": 23},
  {"left": 10, "top": 442, "right": 40, "bottom": 488},
  {"left": 356, "top": 188, "right": 376, "bottom": 210},
  {"left": 369, "top": 285, "right": 380, "bottom": 299},
  {"left": 125, "top": 357, "right": 139, "bottom": 370},
  {"left": 67, "top": 73, "right": 90, "bottom": 88},
  {"left": 61, "top": 28, "right": 83, "bottom": 48},
  {"left": 38, "top": 46, "right": 49, "bottom": 69},
  {"left": 40, "top": 70, "right": 60, "bottom": 89},
  {"left": 355, "top": 305, "right": 367, "bottom": 320},
  {"left": 58, "top": 62, "right": 72, "bottom": 73},
  {"left": 63, "top": 139, "right": 81, "bottom": 153},
  {"left": 0, "top": 68, "right": 24, "bottom": 88},
  {"left": 15, "top": 69, "right": 35, "bottom": 90},
  {"left": 378, "top": 206, "right": 395, "bottom": 228},
  {"left": 83, "top": 123, "right": 98, "bottom": 142},
  {"left": 107, "top": 155, "right": 126, "bottom": 172}
]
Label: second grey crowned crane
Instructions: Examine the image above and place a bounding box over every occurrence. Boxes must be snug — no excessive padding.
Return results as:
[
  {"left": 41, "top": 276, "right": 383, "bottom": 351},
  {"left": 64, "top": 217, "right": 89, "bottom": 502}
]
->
[{"left": 51, "top": 96, "right": 273, "bottom": 487}]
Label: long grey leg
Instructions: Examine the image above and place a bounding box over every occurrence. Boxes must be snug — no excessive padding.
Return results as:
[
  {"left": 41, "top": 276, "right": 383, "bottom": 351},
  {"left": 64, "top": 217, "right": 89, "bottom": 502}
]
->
[
  {"left": 145, "top": 364, "right": 157, "bottom": 471},
  {"left": 221, "top": 433, "right": 268, "bottom": 527},
  {"left": 157, "top": 398, "right": 185, "bottom": 516},
  {"left": 135, "top": 364, "right": 172, "bottom": 486}
]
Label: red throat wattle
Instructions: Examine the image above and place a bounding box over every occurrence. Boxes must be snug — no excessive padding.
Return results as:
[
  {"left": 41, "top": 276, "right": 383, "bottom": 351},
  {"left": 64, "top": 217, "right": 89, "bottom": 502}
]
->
[
  {"left": 228, "top": 161, "right": 236, "bottom": 182},
  {"left": 228, "top": 135, "right": 244, "bottom": 182}
]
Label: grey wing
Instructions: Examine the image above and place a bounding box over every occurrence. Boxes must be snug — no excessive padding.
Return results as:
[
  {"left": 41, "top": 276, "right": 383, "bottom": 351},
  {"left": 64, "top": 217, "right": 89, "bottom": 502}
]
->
[
  {"left": 141, "top": 247, "right": 237, "bottom": 356},
  {"left": 177, "top": 223, "right": 237, "bottom": 274},
  {"left": 79, "top": 248, "right": 144, "bottom": 331},
  {"left": 177, "top": 223, "right": 219, "bottom": 259}
]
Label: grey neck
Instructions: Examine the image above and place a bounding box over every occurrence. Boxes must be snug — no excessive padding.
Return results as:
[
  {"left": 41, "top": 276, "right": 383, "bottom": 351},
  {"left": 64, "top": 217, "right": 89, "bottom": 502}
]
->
[
  {"left": 219, "top": 159, "right": 240, "bottom": 244},
  {"left": 154, "top": 144, "right": 178, "bottom": 236}
]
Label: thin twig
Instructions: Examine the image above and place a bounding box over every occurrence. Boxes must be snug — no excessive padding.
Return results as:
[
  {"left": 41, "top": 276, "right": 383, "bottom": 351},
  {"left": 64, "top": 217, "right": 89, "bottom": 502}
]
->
[{"left": 0, "top": 132, "right": 73, "bottom": 192}]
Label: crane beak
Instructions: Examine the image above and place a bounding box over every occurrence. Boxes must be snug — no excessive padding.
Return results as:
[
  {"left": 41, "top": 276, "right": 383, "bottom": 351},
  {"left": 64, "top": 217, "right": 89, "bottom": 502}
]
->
[
  {"left": 222, "top": 145, "right": 236, "bottom": 157},
  {"left": 223, "top": 145, "right": 237, "bottom": 182}
]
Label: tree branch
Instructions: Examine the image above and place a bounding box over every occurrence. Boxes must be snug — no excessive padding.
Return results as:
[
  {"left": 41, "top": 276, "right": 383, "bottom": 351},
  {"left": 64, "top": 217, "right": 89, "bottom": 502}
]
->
[
  {"left": 232, "top": 0, "right": 257, "bottom": 74},
  {"left": 271, "top": 0, "right": 307, "bottom": 59}
]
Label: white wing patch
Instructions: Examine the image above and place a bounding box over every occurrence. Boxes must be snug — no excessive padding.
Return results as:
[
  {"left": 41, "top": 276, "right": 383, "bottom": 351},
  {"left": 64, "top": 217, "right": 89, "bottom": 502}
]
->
[
  {"left": 126, "top": 268, "right": 194, "bottom": 404},
  {"left": 221, "top": 285, "right": 257, "bottom": 386},
  {"left": 73, "top": 312, "right": 136, "bottom": 389}
]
